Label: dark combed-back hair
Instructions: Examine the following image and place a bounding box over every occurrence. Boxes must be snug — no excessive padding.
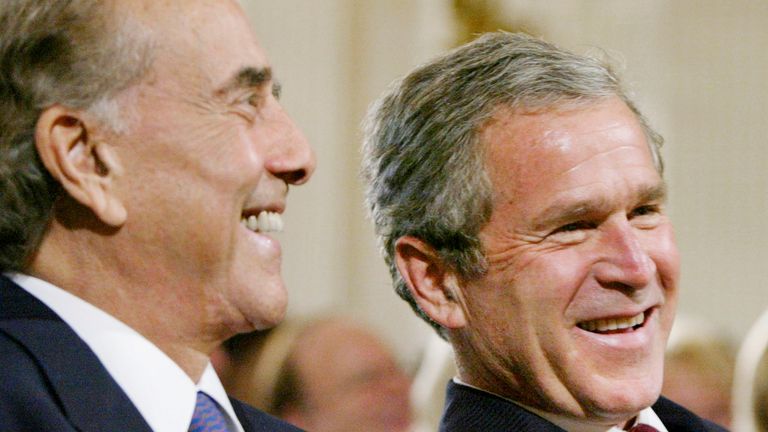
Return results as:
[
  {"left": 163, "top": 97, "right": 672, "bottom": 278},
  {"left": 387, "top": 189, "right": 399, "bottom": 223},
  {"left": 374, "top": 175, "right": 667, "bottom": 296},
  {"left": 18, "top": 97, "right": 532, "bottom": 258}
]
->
[
  {"left": 0, "top": 1, "right": 152, "bottom": 271},
  {"left": 362, "top": 32, "right": 663, "bottom": 338}
]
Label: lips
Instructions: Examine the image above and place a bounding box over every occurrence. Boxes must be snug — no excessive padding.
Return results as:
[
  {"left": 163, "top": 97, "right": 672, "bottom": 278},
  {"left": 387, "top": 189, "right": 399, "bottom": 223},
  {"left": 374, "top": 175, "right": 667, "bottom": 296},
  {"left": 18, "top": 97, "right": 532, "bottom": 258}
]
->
[
  {"left": 577, "top": 311, "right": 645, "bottom": 333},
  {"left": 240, "top": 211, "right": 284, "bottom": 233}
]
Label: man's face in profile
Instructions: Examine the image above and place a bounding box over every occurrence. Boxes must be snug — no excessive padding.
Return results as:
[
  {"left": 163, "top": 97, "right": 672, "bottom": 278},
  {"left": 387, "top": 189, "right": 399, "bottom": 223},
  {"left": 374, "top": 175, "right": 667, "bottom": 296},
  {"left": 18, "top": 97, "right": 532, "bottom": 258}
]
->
[
  {"left": 456, "top": 97, "right": 679, "bottom": 425},
  {"left": 104, "top": 0, "right": 314, "bottom": 331}
]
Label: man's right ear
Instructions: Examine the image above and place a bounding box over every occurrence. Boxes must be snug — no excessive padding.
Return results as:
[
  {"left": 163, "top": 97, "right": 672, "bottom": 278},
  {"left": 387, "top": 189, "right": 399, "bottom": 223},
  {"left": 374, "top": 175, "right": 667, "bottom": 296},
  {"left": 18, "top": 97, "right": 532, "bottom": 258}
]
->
[
  {"left": 34, "top": 105, "right": 127, "bottom": 227},
  {"left": 394, "top": 236, "right": 468, "bottom": 330}
]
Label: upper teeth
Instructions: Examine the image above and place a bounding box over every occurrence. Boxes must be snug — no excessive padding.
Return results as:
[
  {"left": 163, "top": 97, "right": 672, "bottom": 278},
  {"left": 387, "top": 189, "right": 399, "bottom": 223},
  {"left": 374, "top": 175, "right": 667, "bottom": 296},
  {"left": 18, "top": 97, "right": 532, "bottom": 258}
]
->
[
  {"left": 578, "top": 312, "right": 645, "bottom": 332},
  {"left": 242, "top": 211, "right": 283, "bottom": 233}
]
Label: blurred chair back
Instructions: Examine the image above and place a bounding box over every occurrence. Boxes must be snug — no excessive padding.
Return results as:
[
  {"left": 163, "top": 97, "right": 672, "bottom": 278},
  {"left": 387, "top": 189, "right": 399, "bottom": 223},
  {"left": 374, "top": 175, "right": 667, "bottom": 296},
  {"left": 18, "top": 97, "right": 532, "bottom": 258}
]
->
[{"left": 733, "top": 308, "right": 768, "bottom": 432}]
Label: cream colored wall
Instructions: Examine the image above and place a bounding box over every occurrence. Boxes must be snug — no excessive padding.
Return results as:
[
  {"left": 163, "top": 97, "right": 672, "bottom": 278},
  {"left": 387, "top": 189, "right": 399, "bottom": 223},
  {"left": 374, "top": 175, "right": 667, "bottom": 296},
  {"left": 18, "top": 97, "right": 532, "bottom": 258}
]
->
[
  {"left": 241, "top": 0, "right": 768, "bottom": 362},
  {"left": 240, "top": 0, "right": 450, "bottom": 363}
]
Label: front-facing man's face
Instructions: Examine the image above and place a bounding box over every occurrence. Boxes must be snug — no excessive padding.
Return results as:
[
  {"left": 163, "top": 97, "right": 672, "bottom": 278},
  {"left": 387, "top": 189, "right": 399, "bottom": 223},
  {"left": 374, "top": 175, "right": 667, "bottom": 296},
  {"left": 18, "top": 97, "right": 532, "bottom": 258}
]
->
[
  {"left": 454, "top": 97, "right": 679, "bottom": 426},
  {"left": 108, "top": 1, "right": 315, "bottom": 333}
]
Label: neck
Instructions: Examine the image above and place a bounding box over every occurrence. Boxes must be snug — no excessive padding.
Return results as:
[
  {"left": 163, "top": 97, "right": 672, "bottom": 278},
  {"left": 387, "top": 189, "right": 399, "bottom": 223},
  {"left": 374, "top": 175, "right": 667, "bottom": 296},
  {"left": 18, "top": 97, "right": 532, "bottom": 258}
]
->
[{"left": 30, "top": 224, "right": 224, "bottom": 381}]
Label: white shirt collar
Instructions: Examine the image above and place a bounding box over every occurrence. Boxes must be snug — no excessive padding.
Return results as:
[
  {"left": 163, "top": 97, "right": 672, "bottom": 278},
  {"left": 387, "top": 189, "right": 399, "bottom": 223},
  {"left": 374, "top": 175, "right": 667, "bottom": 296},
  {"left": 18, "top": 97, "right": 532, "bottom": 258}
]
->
[
  {"left": 9, "top": 273, "right": 245, "bottom": 432},
  {"left": 453, "top": 377, "right": 668, "bottom": 432}
]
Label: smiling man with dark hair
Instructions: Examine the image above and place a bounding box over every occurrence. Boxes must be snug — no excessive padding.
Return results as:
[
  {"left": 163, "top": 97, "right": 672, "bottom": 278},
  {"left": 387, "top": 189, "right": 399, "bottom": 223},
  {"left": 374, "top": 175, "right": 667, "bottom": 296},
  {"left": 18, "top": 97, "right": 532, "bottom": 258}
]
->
[{"left": 0, "top": 1, "right": 314, "bottom": 430}]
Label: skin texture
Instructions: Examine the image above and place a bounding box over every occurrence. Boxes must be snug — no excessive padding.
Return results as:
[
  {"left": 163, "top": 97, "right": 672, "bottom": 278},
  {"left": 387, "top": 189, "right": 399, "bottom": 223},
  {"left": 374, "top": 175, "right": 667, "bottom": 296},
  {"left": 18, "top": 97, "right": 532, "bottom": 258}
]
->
[
  {"left": 396, "top": 97, "right": 679, "bottom": 429},
  {"left": 30, "top": 0, "right": 315, "bottom": 380},
  {"left": 285, "top": 320, "right": 413, "bottom": 432}
]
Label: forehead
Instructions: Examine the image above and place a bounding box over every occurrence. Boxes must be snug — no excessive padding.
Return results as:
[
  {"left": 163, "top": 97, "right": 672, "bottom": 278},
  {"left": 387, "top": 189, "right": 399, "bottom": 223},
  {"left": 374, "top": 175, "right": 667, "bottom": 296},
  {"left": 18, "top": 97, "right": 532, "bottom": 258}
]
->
[
  {"left": 131, "top": 0, "right": 270, "bottom": 89},
  {"left": 480, "top": 97, "right": 657, "bottom": 200}
]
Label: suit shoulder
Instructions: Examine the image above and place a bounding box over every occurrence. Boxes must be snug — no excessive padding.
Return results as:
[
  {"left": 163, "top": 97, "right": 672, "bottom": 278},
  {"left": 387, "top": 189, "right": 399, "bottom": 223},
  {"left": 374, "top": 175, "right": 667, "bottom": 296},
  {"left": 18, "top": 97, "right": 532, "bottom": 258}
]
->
[
  {"left": 0, "top": 329, "right": 49, "bottom": 391},
  {"left": 230, "top": 398, "right": 304, "bottom": 432},
  {"left": 0, "top": 330, "right": 72, "bottom": 430}
]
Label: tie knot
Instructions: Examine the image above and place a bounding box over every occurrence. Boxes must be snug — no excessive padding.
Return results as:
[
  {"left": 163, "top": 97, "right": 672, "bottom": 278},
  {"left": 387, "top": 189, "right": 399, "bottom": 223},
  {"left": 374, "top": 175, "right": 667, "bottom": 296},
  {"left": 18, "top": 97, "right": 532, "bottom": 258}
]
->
[
  {"left": 629, "top": 425, "right": 660, "bottom": 432},
  {"left": 189, "top": 391, "right": 231, "bottom": 432}
]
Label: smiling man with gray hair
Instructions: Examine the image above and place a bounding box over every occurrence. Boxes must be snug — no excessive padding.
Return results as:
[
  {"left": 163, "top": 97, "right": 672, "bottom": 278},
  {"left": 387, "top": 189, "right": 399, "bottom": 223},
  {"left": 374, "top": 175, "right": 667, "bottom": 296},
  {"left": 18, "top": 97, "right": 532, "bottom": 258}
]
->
[
  {"left": 362, "top": 32, "right": 727, "bottom": 432},
  {"left": 0, "top": 1, "right": 314, "bottom": 430}
]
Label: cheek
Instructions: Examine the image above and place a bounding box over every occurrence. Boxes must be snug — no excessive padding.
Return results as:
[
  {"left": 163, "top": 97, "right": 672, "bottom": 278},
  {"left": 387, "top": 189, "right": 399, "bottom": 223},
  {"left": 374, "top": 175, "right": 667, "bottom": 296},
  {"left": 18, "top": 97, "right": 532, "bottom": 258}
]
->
[
  {"left": 471, "top": 248, "right": 591, "bottom": 321},
  {"left": 236, "top": 125, "right": 265, "bottom": 165},
  {"left": 657, "top": 233, "right": 680, "bottom": 289},
  {"left": 179, "top": 119, "right": 263, "bottom": 184},
  {"left": 463, "top": 256, "right": 581, "bottom": 357},
  {"left": 516, "top": 249, "right": 594, "bottom": 303},
  {"left": 641, "top": 223, "right": 680, "bottom": 298}
]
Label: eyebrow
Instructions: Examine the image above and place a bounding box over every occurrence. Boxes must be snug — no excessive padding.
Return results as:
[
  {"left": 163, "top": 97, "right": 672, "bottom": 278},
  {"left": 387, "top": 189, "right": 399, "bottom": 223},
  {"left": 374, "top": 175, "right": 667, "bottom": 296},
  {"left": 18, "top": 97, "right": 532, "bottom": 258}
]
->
[
  {"left": 532, "top": 182, "right": 668, "bottom": 231},
  {"left": 217, "top": 66, "right": 281, "bottom": 98}
]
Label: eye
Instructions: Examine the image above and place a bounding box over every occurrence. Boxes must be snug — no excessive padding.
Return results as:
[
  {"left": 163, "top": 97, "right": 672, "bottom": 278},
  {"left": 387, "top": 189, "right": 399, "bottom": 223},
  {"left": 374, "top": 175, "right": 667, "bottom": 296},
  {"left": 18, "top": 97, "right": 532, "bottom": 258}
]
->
[
  {"left": 548, "top": 220, "right": 595, "bottom": 244},
  {"left": 231, "top": 91, "right": 266, "bottom": 122},
  {"left": 629, "top": 204, "right": 663, "bottom": 228},
  {"left": 631, "top": 204, "right": 659, "bottom": 217},
  {"left": 554, "top": 221, "right": 595, "bottom": 233},
  {"left": 246, "top": 92, "right": 263, "bottom": 108}
]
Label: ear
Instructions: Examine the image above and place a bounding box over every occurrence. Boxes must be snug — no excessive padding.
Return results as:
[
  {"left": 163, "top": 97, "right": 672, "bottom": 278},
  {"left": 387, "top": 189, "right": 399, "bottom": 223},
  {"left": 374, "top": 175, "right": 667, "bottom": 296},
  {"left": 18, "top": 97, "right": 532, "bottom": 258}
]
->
[
  {"left": 394, "top": 236, "right": 467, "bottom": 330},
  {"left": 35, "top": 105, "right": 127, "bottom": 227}
]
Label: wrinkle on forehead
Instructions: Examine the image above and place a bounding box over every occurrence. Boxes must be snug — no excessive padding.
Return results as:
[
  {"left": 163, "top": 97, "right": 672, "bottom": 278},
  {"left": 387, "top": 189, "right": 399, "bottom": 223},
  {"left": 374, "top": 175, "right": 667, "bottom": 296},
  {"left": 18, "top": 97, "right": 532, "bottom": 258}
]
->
[
  {"left": 540, "top": 119, "right": 638, "bottom": 153},
  {"left": 557, "top": 144, "right": 653, "bottom": 180},
  {"left": 482, "top": 99, "right": 653, "bottom": 193}
]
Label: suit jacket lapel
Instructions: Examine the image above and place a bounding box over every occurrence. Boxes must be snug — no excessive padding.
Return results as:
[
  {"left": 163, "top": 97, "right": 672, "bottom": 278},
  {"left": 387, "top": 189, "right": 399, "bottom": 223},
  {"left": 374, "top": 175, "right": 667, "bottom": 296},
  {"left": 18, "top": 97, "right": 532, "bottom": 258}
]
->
[
  {"left": 439, "top": 380, "right": 566, "bottom": 431},
  {"left": 652, "top": 396, "right": 727, "bottom": 432},
  {"left": 0, "top": 276, "right": 153, "bottom": 432},
  {"left": 438, "top": 380, "right": 725, "bottom": 432}
]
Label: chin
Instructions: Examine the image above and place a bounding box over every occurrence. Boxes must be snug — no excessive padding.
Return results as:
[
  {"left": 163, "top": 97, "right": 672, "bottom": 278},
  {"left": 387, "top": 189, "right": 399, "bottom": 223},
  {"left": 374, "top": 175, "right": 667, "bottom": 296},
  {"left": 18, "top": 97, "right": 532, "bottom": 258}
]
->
[
  {"left": 241, "top": 279, "right": 288, "bottom": 330},
  {"left": 586, "top": 379, "right": 662, "bottom": 423}
]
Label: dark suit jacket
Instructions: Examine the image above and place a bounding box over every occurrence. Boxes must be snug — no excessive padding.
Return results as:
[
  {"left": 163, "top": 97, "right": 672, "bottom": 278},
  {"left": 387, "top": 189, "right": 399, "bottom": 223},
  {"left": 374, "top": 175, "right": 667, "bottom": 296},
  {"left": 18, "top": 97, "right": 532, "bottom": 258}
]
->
[
  {"left": 0, "top": 275, "right": 302, "bottom": 432},
  {"left": 439, "top": 380, "right": 729, "bottom": 431}
]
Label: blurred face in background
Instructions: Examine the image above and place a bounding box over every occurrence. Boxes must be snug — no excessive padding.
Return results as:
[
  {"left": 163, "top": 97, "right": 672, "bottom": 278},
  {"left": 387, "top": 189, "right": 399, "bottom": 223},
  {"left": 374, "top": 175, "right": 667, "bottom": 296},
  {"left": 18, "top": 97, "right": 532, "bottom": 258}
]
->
[
  {"left": 662, "top": 341, "right": 734, "bottom": 428},
  {"left": 285, "top": 320, "right": 413, "bottom": 432}
]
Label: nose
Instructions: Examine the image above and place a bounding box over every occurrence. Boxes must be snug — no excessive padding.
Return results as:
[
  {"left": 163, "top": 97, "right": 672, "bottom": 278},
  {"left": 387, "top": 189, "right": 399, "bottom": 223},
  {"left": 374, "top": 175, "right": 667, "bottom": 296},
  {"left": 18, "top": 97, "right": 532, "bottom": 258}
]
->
[
  {"left": 593, "top": 219, "right": 655, "bottom": 290},
  {"left": 265, "top": 106, "right": 316, "bottom": 185}
]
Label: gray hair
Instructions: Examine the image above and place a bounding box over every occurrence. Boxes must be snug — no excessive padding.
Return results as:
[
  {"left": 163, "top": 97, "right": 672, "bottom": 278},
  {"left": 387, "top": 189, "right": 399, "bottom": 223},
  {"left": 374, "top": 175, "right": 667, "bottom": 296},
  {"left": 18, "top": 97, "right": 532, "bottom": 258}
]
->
[
  {"left": 361, "top": 32, "right": 663, "bottom": 337},
  {"left": 0, "top": 1, "right": 152, "bottom": 272}
]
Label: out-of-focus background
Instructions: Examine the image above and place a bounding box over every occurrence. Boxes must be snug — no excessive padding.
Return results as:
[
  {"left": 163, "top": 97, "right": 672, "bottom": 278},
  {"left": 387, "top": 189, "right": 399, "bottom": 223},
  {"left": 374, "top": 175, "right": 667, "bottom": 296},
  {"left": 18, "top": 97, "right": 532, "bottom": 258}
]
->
[{"left": 240, "top": 0, "right": 768, "bottom": 367}]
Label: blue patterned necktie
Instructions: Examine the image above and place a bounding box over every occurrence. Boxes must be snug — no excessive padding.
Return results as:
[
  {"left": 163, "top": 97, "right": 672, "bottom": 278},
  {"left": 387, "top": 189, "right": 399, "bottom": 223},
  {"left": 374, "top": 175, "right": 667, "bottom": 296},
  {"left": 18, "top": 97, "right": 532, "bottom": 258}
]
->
[{"left": 189, "top": 391, "right": 231, "bottom": 432}]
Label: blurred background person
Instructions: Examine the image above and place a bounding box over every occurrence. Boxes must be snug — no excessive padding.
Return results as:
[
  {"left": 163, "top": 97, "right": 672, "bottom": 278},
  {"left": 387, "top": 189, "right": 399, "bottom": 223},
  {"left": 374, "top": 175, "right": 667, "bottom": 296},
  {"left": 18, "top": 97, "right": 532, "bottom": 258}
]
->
[
  {"left": 216, "top": 316, "right": 414, "bottom": 432},
  {"left": 662, "top": 316, "right": 736, "bottom": 428}
]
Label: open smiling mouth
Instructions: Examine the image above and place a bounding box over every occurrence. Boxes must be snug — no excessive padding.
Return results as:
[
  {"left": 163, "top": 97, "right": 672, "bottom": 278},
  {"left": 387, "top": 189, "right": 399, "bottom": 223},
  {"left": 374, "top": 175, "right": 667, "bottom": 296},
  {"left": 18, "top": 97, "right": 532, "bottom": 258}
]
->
[
  {"left": 241, "top": 211, "right": 284, "bottom": 233},
  {"left": 576, "top": 310, "right": 648, "bottom": 334}
]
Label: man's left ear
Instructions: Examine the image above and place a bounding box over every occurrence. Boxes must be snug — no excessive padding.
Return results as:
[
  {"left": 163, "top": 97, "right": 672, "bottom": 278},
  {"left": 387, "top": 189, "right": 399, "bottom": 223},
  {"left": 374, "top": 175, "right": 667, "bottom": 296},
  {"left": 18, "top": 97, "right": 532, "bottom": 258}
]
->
[
  {"left": 394, "top": 236, "right": 468, "bottom": 330},
  {"left": 34, "top": 105, "right": 126, "bottom": 227}
]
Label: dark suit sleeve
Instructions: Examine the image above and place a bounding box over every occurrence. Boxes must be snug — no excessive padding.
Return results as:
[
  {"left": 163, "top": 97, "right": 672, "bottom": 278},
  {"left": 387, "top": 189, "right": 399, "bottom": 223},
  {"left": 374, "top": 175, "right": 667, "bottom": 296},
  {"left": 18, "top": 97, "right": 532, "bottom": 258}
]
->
[
  {"left": 230, "top": 398, "right": 305, "bottom": 432},
  {"left": 0, "top": 331, "right": 76, "bottom": 432}
]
